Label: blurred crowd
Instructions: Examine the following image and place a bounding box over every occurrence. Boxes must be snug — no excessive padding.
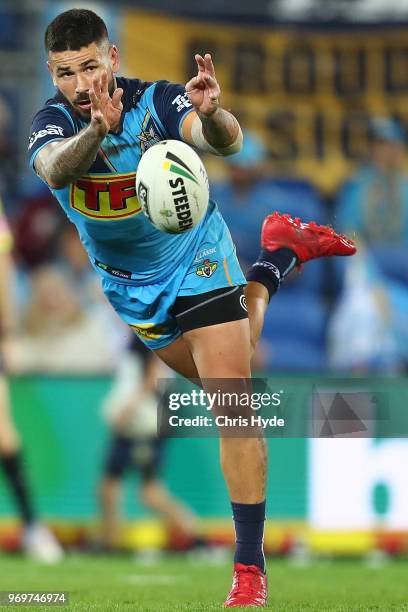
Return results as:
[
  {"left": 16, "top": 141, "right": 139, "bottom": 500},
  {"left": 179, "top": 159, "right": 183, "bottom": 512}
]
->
[
  {"left": 1, "top": 90, "right": 408, "bottom": 376},
  {"left": 212, "top": 117, "right": 408, "bottom": 375}
]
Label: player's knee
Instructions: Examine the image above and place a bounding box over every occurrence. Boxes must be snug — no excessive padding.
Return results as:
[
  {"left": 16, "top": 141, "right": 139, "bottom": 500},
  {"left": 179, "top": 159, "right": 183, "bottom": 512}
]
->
[
  {"left": 0, "top": 432, "right": 20, "bottom": 455},
  {"left": 140, "top": 480, "right": 160, "bottom": 506},
  {"left": 100, "top": 478, "right": 119, "bottom": 502}
]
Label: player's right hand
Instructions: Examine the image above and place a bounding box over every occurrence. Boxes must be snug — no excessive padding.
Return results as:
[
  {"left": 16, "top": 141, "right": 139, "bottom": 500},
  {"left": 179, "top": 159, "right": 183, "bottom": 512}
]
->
[
  {"left": 89, "top": 71, "right": 123, "bottom": 136},
  {"left": 186, "top": 53, "right": 220, "bottom": 117}
]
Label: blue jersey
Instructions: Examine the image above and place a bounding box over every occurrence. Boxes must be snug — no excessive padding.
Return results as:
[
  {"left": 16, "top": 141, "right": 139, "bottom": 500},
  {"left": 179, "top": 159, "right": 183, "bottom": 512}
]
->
[{"left": 28, "top": 77, "right": 209, "bottom": 285}]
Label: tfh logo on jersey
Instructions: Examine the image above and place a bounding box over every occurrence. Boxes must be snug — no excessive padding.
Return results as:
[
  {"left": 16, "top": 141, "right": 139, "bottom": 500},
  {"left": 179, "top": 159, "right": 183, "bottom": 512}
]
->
[
  {"left": 171, "top": 93, "right": 192, "bottom": 113},
  {"left": 70, "top": 173, "right": 142, "bottom": 220},
  {"left": 29, "top": 124, "right": 64, "bottom": 150}
]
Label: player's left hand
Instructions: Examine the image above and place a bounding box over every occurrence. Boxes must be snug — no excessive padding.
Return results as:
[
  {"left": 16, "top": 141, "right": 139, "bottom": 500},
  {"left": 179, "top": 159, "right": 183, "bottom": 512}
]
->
[{"left": 185, "top": 53, "right": 220, "bottom": 117}]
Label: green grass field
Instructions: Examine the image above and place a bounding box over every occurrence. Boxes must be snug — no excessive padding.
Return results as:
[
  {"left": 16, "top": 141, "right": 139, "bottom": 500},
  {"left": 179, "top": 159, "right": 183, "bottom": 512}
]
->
[{"left": 0, "top": 554, "right": 407, "bottom": 611}]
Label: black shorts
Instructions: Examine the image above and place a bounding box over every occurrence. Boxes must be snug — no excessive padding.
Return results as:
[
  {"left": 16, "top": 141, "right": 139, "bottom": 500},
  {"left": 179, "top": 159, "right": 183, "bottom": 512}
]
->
[
  {"left": 104, "top": 435, "right": 163, "bottom": 482},
  {"left": 172, "top": 285, "right": 248, "bottom": 334}
]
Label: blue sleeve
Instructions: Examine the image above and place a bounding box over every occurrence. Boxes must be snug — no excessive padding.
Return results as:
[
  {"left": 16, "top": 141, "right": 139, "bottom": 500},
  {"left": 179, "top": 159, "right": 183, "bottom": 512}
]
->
[
  {"left": 152, "top": 80, "right": 194, "bottom": 140},
  {"left": 28, "top": 105, "right": 75, "bottom": 170}
]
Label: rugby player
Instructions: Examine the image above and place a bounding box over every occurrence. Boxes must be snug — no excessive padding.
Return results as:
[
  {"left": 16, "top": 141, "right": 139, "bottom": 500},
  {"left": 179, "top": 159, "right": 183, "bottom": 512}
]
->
[
  {"left": 29, "top": 9, "right": 355, "bottom": 606},
  {"left": 100, "top": 335, "right": 203, "bottom": 552},
  {"left": 0, "top": 201, "right": 62, "bottom": 563}
]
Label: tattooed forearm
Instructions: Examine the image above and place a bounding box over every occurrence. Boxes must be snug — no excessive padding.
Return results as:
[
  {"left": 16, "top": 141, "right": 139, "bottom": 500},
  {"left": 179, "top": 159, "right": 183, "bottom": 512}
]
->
[
  {"left": 198, "top": 107, "right": 240, "bottom": 149},
  {"left": 35, "top": 124, "right": 105, "bottom": 188}
]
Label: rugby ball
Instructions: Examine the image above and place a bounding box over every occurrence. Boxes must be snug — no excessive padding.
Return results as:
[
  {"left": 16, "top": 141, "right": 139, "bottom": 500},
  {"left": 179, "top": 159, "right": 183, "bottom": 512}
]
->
[{"left": 136, "top": 140, "right": 209, "bottom": 233}]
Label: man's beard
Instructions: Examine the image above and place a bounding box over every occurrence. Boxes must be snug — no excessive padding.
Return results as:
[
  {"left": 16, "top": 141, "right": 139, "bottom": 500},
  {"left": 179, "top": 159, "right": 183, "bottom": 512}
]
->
[{"left": 57, "top": 77, "right": 116, "bottom": 120}]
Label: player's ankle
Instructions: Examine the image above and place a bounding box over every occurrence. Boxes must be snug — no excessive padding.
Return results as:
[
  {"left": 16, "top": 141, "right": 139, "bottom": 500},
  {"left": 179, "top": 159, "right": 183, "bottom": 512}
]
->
[
  {"left": 231, "top": 500, "right": 266, "bottom": 573},
  {"left": 246, "top": 248, "right": 297, "bottom": 301}
]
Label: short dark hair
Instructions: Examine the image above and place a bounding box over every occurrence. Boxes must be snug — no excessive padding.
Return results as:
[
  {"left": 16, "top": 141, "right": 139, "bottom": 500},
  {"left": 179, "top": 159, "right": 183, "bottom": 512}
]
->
[{"left": 45, "top": 9, "right": 109, "bottom": 53}]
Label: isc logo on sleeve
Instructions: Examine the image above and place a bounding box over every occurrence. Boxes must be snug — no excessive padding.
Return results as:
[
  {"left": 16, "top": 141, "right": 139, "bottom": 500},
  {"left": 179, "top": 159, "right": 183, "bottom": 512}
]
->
[
  {"left": 29, "top": 124, "right": 64, "bottom": 149},
  {"left": 70, "top": 173, "right": 142, "bottom": 220}
]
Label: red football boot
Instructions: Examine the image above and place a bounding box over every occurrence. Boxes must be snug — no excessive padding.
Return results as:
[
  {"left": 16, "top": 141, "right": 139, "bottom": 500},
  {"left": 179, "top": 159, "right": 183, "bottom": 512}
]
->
[
  {"left": 261, "top": 212, "right": 356, "bottom": 264},
  {"left": 224, "top": 563, "right": 267, "bottom": 608}
]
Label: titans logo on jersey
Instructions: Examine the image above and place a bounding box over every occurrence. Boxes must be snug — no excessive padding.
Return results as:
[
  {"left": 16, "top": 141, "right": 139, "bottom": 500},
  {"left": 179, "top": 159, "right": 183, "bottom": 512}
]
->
[
  {"left": 27, "top": 77, "right": 210, "bottom": 285},
  {"left": 138, "top": 110, "right": 163, "bottom": 154}
]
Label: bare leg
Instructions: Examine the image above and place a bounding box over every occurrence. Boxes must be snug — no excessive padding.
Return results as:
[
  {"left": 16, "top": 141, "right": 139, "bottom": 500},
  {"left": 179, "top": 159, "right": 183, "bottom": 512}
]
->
[
  {"left": 0, "top": 375, "right": 37, "bottom": 528},
  {"left": 140, "top": 479, "right": 198, "bottom": 536},
  {"left": 155, "top": 335, "right": 199, "bottom": 379},
  {"left": 0, "top": 376, "right": 21, "bottom": 455},
  {"left": 183, "top": 320, "right": 266, "bottom": 504},
  {"left": 99, "top": 477, "right": 122, "bottom": 548},
  {"left": 155, "top": 321, "right": 267, "bottom": 503},
  {"left": 245, "top": 281, "right": 269, "bottom": 356},
  {"left": 155, "top": 284, "right": 269, "bottom": 379}
]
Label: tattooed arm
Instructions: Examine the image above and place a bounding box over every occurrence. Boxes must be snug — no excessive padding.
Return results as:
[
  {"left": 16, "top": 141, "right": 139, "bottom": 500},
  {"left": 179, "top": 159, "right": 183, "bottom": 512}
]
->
[
  {"left": 35, "top": 125, "right": 106, "bottom": 188},
  {"left": 35, "top": 71, "right": 123, "bottom": 188}
]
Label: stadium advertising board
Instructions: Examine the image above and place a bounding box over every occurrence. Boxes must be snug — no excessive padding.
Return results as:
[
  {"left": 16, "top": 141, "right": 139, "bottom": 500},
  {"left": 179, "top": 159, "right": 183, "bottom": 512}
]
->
[
  {"left": 310, "top": 439, "right": 408, "bottom": 530},
  {"left": 123, "top": 11, "right": 408, "bottom": 192}
]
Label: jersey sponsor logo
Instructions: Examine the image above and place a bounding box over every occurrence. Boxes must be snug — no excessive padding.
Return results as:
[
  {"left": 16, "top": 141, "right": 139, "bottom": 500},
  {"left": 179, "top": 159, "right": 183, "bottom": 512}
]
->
[
  {"left": 94, "top": 259, "right": 132, "bottom": 280},
  {"left": 28, "top": 124, "right": 64, "bottom": 150},
  {"left": 171, "top": 92, "right": 192, "bottom": 113},
  {"left": 196, "top": 259, "right": 218, "bottom": 278},
  {"left": 194, "top": 246, "right": 216, "bottom": 263},
  {"left": 130, "top": 323, "right": 167, "bottom": 340},
  {"left": 70, "top": 172, "right": 141, "bottom": 220}
]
